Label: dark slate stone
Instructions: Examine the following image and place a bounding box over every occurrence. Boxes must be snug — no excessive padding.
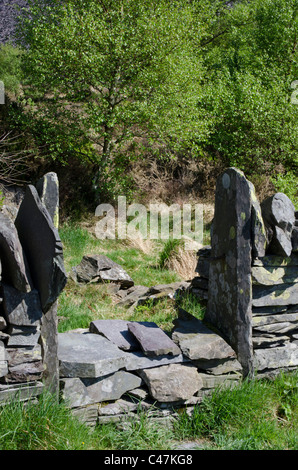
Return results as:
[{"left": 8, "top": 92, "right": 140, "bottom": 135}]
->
[
  {"left": 261, "top": 193, "right": 296, "bottom": 257},
  {"left": 292, "top": 226, "right": 298, "bottom": 252},
  {"left": 2, "top": 283, "right": 42, "bottom": 326},
  {"left": 40, "top": 301, "right": 59, "bottom": 397},
  {"left": 127, "top": 321, "right": 182, "bottom": 357},
  {"left": 36, "top": 172, "right": 59, "bottom": 228},
  {"left": 252, "top": 283, "right": 298, "bottom": 307},
  {"left": 14, "top": 185, "right": 67, "bottom": 313},
  {"left": 253, "top": 254, "right": 298, "bottom": 267},
  {"left": 248, "top": 181, "right": 267, "bottom": 258},
  {"left": 195, "top": 246, "right": 211, "bottom": 279},
  {"left": 204, "top": 168, "right": 254, "bottom": 377},
  {"left": 73, "top": 254, "right": 134, "bottom": 288},
  {"left": 0, "top": 212, "right": 32, "bottom": 292},
  {"left": 89, "top": 319, "right": 140, "bottom": 351}
]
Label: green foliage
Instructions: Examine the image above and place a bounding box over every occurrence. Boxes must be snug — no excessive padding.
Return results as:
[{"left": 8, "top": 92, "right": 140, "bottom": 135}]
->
[
  {"left": 174, "top": 372, "right": 298, "bottom": 450},
  {"left": 0, "top": 391, "right": 95, "bottom": 450},
  {"left": 0, "top": 44, "right": 23, "bottom": 93},
  {"left": 271, "top": 171, "right": 298, "bottom": 208},
  {"left": 199, "top": 0, "right": 298, "bottom": 177},
  {"left": 15, "top": 0, "right": 208, "bottom": 197},
  {"left": 158, "top": 238, "right": 181, "bottom": 269}
]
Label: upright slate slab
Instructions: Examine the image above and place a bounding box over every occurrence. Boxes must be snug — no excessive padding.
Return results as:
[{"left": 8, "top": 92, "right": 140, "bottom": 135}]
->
[
  {"left": 36, "top": 172, "right": 60, "bottom": 229},
  {"left": 261, "top": 193, "right": 296, "bottom": 257},
  {"left": 0, "top": 212, "right": 32, "bottom": 292},
  {"left": 205, "top": 168, "right": 254, "bottom": 377},
  {"left": 14, "top": 185, "right": 67, "bottom": 313}
]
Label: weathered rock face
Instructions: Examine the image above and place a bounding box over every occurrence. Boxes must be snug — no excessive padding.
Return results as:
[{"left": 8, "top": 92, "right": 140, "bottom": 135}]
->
[
  {"left": 139, "top": 363, "right": 203, "bottom": 402},
  {"left": 89, "top": 319, "right": 140, "bottom": 351},
  {"left": 15, "top": 185, "right": 67, "bottom": 313},
  {"left": 172, "top": 309, "right": 236, "bottom": 361},
  {"left": 0, "top": 213, "right": 32, "bottom": 293},
  {"left": 205, "top": 168, "right": 254, "bottom": 377},
  {"left": 261, "top": 193, "right": 296, "bottom": 257},
  {"left": 127, "top": 321, "right": 181, "bottom": 357},
  {"left": 71, "top": 254, "right": 134, "bottom": 288},
  {"left": 36, "top": 172, "right": 59, "bottom": 229}
]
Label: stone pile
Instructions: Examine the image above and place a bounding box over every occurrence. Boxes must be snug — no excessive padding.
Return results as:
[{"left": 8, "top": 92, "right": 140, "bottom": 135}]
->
[
  {"left": 191, "top": 168, "right": 298, "bottom": 378},
  {"left": 58, "top": 310, "right": 242, "bottom": 427},
  {"left": 0, "top": 172, "right": 67, "bottom": 403},
  {"left": 70, "top": 254, "right": 190, "bottom": 310}
]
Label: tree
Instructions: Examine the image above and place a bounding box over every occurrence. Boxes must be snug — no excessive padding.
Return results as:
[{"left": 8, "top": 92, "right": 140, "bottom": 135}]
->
[
  {"left": 199, "top": 0, "right": 298, "bottom": 185},
  {"left": 16, "top": 0, "right": 209, "bottom": 198}
]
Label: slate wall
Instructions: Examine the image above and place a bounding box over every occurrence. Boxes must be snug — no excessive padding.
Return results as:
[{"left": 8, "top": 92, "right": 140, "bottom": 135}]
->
[
  {"left": 192, "top": 168, "right": 298, "bottom": 379},
  {"left": 0, "top": 173, "right": 67, "bottom": 403}
]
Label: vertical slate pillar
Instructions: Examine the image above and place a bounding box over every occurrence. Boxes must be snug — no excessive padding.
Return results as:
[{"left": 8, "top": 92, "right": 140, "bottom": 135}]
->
[
  {"left": 37, "top": 173, "right": 61, "bottom": 398},
  {"left": 205, "top": 168, "right": 254, "bottom": 377},
  {"left": 15, "top": 174, "right": 66, "bottom": 398}
]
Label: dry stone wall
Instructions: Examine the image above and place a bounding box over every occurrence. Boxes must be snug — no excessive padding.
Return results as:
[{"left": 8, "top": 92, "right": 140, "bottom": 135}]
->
[
  {"left": 191, "top": 167, "right": 298, "bottom": 379},
  {"left": 2, "top": 167, "right": 296, "bottom": 428},
  {"left": 58, "top": 312, "right": 242, "bottom": 427},
  {"left": 0, "top": 173, "right": 67, "bottom": 402}
]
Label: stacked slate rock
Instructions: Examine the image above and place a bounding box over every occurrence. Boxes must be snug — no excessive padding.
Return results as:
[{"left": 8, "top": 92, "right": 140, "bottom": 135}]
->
[
  {"left": 191, "top": 177, "right": 298, "bottom": 379},
  {"left": 252, "top": 193, "right": 298, "bottom": 377},
  {"left": 0, "top": 173, "right": 67, "bottom": 403},
  {"left": 58, "top": 310, "right": 242, "bottom": 427}
]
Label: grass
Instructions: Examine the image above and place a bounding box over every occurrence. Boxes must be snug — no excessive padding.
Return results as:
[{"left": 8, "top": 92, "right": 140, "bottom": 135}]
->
[
  {"left": 1, "top": 218, "right": 297, "bottom": 450},
  {"left": 1, "top": 371, "right": 296, "bottom": 450}
]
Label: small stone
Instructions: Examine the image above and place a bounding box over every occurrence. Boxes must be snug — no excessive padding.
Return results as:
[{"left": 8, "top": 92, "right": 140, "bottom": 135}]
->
[
  {"left": 89, "top": 319, "right": 140, "bottom": 351},
  {"left": 2, "top": 283, "right": 42, "bottom": 326},
  {"left": 0, "top": 316, "right": 7, "bottom": 331},
  {"left": 127, "top": 321, "right": 181, "bottom": 357},
  {"left": 139, "top": 363, "right": 203, "bottom": 402},
  {"left": 7, "top": 325, "right": 40, "bottom": 347},
  {"left": 253, "top": 343, "right": 298, "bottom": 371},
  {"left": 261, "top": 192, "right": 295, "bottom": 257},
  {"left": 73, "top": 254, "right": 134, "bottom": 288}
]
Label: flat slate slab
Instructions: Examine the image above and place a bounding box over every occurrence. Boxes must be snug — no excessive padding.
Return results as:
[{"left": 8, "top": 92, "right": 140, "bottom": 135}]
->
[
  {"left": 252, "top": 266, "right": 298, "bottom": 286},
  {"left": 58, "top": 332, "right": 129, "bottom": 378},
  {"left": 253, "top": 343, "right": 298, "bottom": 371},
  {"left": 60, "top": 371, "right": 142, "bottom": 408},
  {"left": 172, "top": 309, "right": 236, "bottom": 361},
  {"left": 127, "top": 321, "right": 181, "bottom": 357},
  {"left": 253, "top": 283, "right": 298, "bottom": 307},
  {"left": 89, "top": 319, "right": 140, "bottom": 351},
  {"left": 124, "top": 350, "right": 185, "bottom": 371}
]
